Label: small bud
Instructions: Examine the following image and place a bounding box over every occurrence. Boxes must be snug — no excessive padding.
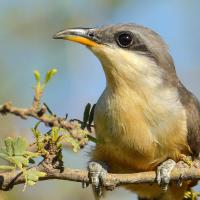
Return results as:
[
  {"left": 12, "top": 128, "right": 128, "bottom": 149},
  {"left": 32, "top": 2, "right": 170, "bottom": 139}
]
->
[
  {"left": 44, "top": 68, "right": 58, "bottom": 84},
  {"left": 34, "top": 70, "right": 40, "bottom": 82}
]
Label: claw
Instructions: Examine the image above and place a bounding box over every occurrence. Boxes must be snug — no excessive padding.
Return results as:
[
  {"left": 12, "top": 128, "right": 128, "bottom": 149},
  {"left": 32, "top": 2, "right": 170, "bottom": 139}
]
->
[
  {"left": 82, "top": 180, "right": 89, "bottom": 188},
  {"left": 156, "top": 159, "right": 176, "bottom": 191},
  {"left": 88, "top": 161, "right": 108, "bottom": 197},
  {"left": 177, "top": 173, "right": 183, "bottom": 187},
  {"left": 179, "top": 154, "right": 193, "bottom": 166}
]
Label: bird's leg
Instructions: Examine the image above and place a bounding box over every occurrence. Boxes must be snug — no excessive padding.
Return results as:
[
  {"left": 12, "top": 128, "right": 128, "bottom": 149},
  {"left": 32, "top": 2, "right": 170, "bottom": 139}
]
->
[
  {"left": 88, "top": 161, "right": 108, "bottom": 197},
  {"left": 156, "top": 155, "right": 194, "bottom": 191},
  {"left": 156, "top": 159, "right": 176, "bottom": 191}
]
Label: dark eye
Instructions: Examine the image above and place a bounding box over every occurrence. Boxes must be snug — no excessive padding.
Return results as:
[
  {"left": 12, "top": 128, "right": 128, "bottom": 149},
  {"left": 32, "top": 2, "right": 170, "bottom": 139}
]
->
[{"left": 116, "top": 32, "right": 133, "bottom": 48}]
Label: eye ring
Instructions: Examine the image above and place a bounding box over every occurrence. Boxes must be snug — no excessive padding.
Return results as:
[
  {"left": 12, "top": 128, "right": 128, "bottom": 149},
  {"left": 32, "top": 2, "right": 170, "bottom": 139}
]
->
[{"left": 115, "top": 31, "right": 134, "bottom": 48}]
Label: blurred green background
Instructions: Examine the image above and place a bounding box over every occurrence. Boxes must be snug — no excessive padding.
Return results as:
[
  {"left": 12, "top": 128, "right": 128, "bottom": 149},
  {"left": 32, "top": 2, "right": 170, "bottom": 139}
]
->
[{"left": 0, "top": 0, "right": 200, "bottom": 199}]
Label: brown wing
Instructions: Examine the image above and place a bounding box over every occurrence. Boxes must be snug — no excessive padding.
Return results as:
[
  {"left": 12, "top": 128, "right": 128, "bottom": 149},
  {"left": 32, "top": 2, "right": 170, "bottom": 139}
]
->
[{"left": 178, "top": 81, "right": 200, "bottom": 157}]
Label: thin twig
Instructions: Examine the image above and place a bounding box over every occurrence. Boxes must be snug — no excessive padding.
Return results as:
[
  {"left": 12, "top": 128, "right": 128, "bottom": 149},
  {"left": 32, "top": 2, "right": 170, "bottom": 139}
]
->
[{"left": 0, "top": 102, "right": 95, "bottom": 145}]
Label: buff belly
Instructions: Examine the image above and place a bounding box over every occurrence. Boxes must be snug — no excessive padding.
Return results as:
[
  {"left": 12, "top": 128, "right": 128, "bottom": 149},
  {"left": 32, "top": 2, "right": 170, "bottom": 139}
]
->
[
  {"left": 91, "top": 142, "right": 190, "bottom": 199},
  {"left": 91, "top": 86, "right": 191, "bottom": 199}
]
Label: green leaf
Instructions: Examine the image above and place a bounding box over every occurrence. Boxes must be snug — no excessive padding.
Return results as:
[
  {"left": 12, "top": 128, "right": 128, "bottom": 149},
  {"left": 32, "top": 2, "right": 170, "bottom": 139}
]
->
[
  {"left": 32, "top": 127, "right": 40, "bottom": 139},
  {"left": 27, "top": 172, "right": 39, "bottom": 182},
  {"left": 24, "top": 151, "right": 39, "bottom": 158},
  {"left": 43, "top": 103, "right": 54, "bottom": 115},
  {"left": 27, "top": 168, "right": 46, "bottom": 183},
  {"left": 22, "top": 168, "right": 46, "bottom": 190},
  {"left": 9, "top": 157, "right": 23, "bottom": 169},
  {"left": 34, "top": 70, "right": 40, "bottom": 82},
  {"left": 62, "top": 135, "right": 80, "bottom": 152},
  {"left": 14, "top": 156, "right": 29, "bottom": 167},
  {"left": 27, "top": 180, "right": 36, "bottom": 186},
  {"left": 87, "top": 135, "right": 97, "bottom": 143},
  {"left": 88, "top": 104, "right": 96, "bottom": 125},
  {"left": 83, "top": 103, "right": 91, "bottom": 128},
  {"left": 0, "top": 152, "right": 11, "bottom": 162},
  {"left": 0, "top": 136, "right": 40, "bottom": 170},
  {"left": 33, "top": 121, "right": 41, "bottom": 132},
  {"left": 44, "top": 68, "right": 57, "bottom": 84},
  {"left": 0, "top": 148, "right": 8, "bottom": 155},
  {"left": 13, "top": 137, "right": 28, "bottom": 155},
  {"left": 4, "top": 137, "right": 13, "bottom": 156},
  {"left": 51, "top": 127, "right": 60, "bottom": 142},
  {"left": 0, "top": 165, "right": 15, "bottom": 170},
  {"left": 28, "top": 168, "right": 46, "bottom": 177},
  {"left": 32, "top": 125, "right": 43, "bottom": 151}
]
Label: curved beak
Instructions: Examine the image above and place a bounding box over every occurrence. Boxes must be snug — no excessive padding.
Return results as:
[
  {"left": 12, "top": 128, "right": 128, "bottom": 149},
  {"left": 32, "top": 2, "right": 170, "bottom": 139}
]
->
[{"left": 53, "top": 28, "right": 98, "bottom": 47}]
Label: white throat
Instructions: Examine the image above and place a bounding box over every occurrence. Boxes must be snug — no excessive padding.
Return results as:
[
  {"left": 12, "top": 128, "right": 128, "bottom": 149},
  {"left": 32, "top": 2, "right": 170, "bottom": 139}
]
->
[{"left": 92, "top": 45, "right": 187, "bottom": 149}]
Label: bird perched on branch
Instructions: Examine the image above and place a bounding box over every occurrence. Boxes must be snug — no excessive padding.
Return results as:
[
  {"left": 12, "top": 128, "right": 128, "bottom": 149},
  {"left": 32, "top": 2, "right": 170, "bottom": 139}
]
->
[{"left": 54, "top": 24, "right": 200, "bottom": 200}]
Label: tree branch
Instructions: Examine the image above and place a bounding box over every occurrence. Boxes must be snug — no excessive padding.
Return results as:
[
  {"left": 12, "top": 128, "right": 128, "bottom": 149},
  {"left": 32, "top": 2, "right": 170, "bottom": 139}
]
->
[
  {"left": 0, "top": 166, "right": 200, "bottom": 191},
  {"left": 0, "top": 101, "right": 79, "bottom": 131},
  {"left": 0, "top": 101, "right": 95, "bottom": 147}
]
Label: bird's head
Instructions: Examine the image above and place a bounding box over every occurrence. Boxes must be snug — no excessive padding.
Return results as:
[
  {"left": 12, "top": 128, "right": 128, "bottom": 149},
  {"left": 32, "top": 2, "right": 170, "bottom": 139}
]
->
[{"left": 54, "top": 24, "right": 177, "bottom": 90}]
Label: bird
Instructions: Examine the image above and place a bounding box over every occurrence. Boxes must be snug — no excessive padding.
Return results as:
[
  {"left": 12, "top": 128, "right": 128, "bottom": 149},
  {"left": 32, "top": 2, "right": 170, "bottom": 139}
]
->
[{"left": 53, "top": 24, "right": 200, "bottom": 200}]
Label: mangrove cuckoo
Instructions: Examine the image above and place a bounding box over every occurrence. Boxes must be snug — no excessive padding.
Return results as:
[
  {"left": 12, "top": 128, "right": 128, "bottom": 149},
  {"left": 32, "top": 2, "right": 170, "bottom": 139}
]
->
[{"left": 54, "top": 24, "right": 200, "bottom": 200}]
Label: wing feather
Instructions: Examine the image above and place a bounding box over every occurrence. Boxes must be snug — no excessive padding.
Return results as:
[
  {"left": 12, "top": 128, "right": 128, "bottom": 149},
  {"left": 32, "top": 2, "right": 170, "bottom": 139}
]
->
[{"left": 178, "top": 81, "right": 200, "bottom": 156}]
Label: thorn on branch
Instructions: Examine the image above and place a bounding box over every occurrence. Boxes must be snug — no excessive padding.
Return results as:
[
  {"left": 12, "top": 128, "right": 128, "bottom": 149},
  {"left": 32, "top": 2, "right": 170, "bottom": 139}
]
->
[{"left": 43, "top": 103, "right": 54, "bottom": 116}]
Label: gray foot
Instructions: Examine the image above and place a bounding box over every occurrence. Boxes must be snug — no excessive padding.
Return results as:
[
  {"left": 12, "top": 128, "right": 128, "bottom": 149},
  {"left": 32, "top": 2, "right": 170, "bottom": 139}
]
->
[
  {"left": 88, "top": 161, "right": 108, "bottom": 197},
  {"left": 156, "top": 159, "right": 176, "bottom": 191}
]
